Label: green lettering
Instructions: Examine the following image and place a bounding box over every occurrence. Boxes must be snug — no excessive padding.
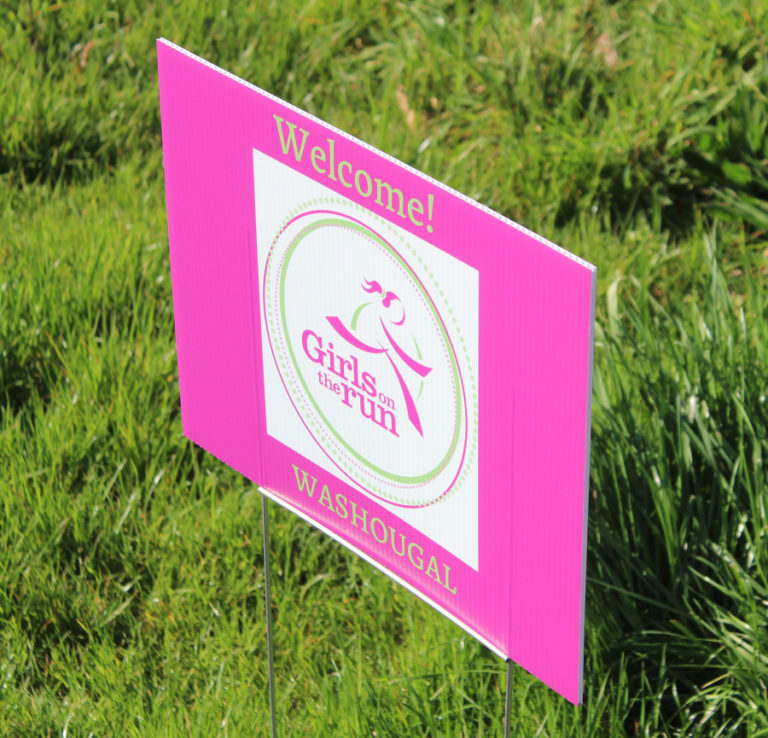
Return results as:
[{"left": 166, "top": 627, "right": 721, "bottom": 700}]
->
[
  {"left": 334, "top": 493, "right": 348, "bottom": 519},
  {"left": 318, "top": 484, "right": 333, "bottom": 510},
  {"left": 443, "top": 564, "right": 457, "bottom": 594},
  {"left": 408, "top": 197, "right": 424, "bottom": 226},
  {"left": 291, "top": 465, "right": 317, "bottom": 498},
  {"left": 425, "top": 555, "right": 440, "bottom": 582},
  {"left": 338, "top": 161, "right": 353, "bottom": 188},
  {"left": 374, "top": 179, "right": 405, "bottom": 217},
  {"left": 355, "top": 169, "right": 373, "bottom": 198},
  {"left": 370, "top": 518, "right": 387, "bottom": 544},
  {"left": 273, "top": 115, "right": 309, "bottom": 161},
  {"left": 350, "top": 502, "right": 369, "bottom": 533},
  {"left": 328, "top": 138, "right": 337, "bottom": 181},
  {"left": 408, "top": 542, "right": 424, "bottom": 570},
  {"left": 310, "top": 145, "right": 326, "bottom": 174}
]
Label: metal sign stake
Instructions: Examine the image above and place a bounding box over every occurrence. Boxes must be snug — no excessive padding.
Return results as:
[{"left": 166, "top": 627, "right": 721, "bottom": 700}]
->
[
  {"left": 262, "top": 494, "right": 278, "bottom": 738},
  {"left": 504, "top": 659, "right": 513, "bottom": 737}
]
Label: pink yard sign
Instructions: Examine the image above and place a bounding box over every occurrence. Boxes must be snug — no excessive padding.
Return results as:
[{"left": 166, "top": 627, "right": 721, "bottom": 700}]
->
[{"left": 157, "top": 39, "right": 596, "bottom": 705}]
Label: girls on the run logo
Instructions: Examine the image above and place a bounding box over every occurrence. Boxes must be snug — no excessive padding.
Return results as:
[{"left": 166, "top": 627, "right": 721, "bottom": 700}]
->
[{"left": 262, "top": 209, "right": 469, "bottom": 508}]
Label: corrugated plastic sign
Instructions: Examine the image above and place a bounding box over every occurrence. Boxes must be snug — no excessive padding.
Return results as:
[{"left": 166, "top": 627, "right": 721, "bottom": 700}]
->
[{"left": 157, "top": 39, "right": 596, "bottom": 704}]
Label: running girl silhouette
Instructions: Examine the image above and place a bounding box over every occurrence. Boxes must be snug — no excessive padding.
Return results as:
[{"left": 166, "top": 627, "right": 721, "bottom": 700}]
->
[{"left": 326, "top": 279, "right": 432, "bottom": 436}]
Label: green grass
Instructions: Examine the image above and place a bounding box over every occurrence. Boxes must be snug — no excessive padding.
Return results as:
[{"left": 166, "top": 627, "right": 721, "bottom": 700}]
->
[{"left": 1, "top": 1, "right": 767, "bottom": 735}]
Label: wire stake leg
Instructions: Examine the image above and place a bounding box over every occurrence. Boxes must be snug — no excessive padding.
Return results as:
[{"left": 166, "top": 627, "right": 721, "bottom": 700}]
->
[
  {"left": 262, "top": 494, "right": 278, "bottom": 738},
  {"left": 504, "top": 658, "right": 512, "bottom": 738}
]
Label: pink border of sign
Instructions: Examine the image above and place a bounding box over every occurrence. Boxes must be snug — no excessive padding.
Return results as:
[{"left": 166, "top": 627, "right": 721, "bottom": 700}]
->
[{"left": 158, "top": 39, "right": 596, "bottom": 704}]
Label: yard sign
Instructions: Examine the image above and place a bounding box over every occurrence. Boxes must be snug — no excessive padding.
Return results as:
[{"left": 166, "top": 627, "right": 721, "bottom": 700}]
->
[{"left": 157, "top": 39, "right": 596, "bottom": 705}]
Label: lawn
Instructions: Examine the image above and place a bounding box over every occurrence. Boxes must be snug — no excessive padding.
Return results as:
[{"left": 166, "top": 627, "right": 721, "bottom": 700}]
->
[{"left": 1, "top": 1, "right": 766, "bottom": 735}]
